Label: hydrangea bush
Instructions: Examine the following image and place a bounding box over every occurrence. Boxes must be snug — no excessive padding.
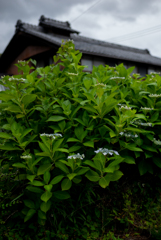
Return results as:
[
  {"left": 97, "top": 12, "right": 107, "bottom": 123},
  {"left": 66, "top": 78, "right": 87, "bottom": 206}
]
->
[{"left": 1, "top": 40, "right": 161, "bottom": 225}]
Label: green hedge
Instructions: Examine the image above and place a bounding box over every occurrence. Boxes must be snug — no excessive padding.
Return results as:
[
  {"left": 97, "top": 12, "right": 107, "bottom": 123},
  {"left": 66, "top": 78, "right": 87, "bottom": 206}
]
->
[{"left": 1, "top": 40, "right": 161, "bottom": 239}]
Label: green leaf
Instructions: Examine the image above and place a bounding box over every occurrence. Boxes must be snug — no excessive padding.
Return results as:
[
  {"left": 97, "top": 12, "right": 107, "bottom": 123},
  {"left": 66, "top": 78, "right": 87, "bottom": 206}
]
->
[
  {"left": 83, "top": 77, "right": 93, "bottom": 90},
  {"left": 123, "top": 156, "right": 135, "bottom": 164},
  {"left": 47, "top": 116, "right": 66, "bottom": 122},
  {"left": 67, "top": 138, "right": 80, "bottom": 142},
  {"left": 26, "top": 186, "right": 43, "bottom": 193},
  {"left": 153, "top": 157, "right": 161, "bottom": 168},
  {"left": 108, "top": 170, "right": 123, "bottom": 181},
  {"left": 0, "top": 144, "right": 21, "bottom": 151},
  {"left": 30, "top": 180, "right": 44, "bottom": 186},
  {"left": 52, "top": 138, "right": 64, "bottom": 152},
  {"left": 83, "top": 141, "right": 94, "bottom": 148},
  {"left": 27, "top": 175, "right": 36, "bottom": 182},
  {"left": 103, "top": 166, "right": 115, "bottom": 173},
  {"left": 85, "top": 170, "right": 100, "bottom": 182},
  {"left": 40, "top": 200, "right": 51, "bottom": 213},
  {"left": 13, "top": 163, "right": 27, "bottom": 168},
  {"left": 24, "top": 200, "right": 35, "bottom": 209},
  {"left": 0, "top": 132, "right": 13, "bottom": 139},
  {"left": 24, "top": 209, "right": 36, "bottom": 222},
  {"left": 61, "top": 178, "right": 72, "bottom": 191},
  {"left": 41, "top": 191, "right": 52, "bottom": 203},
  {"left": 56, "top": 148, "right": 69, "bottom": 153},
  {"left": 20, "top": 129, "right": 32, "bottom": 140},
  {"left": 93, "top": 153, "right": 106, "bottom": 168},
  {"left": 37, "top": 163, "right": 52, "bottom": 175},
  {"left": 44, "top": 184, "right": 52, "bottom": 192},
  {"left": 55, "top": 162, "right": 69, "bottom": 173},
  {"left": 138, "top": 160, "right": 148, "bottom": 175},
  {"left": 5, "top": 104, "right": 22, "bottom": 113},
  {"left": 38, "top": 210, "right": 46, "bottom": 220},
  {"left": 99, "top": 177, "right": 110, "bottom": 188},
  {"left": 74, "top": 125, "right": 87, "bottom": 141},
  {"left": 22, "top": 94, "right": 37, "bottom": 107},
  {"left": 107, "top": 158, "right": 123, "bottom": 168},
  {"left": 38, "top": 142, "right": 50, "bottom": 153},
  {"left": 43, "top": 171, "right": 51, "bottom": 184},
  {"left": 142, "top": 144, "right": 157, "bottom": 153},
  {"left": 69, "top": 145, "right": 81, "bottom": 152},
  {"left": 76, "top": 167, "right": 89, "bottom": 175},
  {"left": 84, "top": 160, "right": 97, "bottom": 169},
  {"left": 53, "top": 191, "right": 70, "bottom": 199},
  {"left": 150, "top": 111, "right": 159, "bottom": 122},
  {"left": 67, "top": 173, "right": 77, "bottom": 180},
  {"left": 50, "top": 175, "right": 64, "bottom": 185},
  {"left": 126, "top": 145, "right": 143, "bottom": 152}
]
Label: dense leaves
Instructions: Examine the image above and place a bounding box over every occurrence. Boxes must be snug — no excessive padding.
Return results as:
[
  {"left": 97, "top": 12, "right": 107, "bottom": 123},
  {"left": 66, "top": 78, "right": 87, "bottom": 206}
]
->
[{"left": 1, "top": 40, "right": 161, "bottom": 230}]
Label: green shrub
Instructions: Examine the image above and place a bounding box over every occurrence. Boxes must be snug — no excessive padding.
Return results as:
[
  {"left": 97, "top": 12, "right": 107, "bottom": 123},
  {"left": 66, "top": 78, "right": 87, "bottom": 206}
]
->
[{"left": 1, "top": 40, "right": 161, "bottom": 238}]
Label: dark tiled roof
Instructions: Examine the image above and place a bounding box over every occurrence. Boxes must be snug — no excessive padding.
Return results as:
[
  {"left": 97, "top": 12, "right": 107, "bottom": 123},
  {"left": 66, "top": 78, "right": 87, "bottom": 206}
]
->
[
  {"left": 72, "top": 35, "right": 161, "bottom": 66},
  {"left": 39, "top": 15, "right": 79, "bottom": 34},
  {"left": 8, "top": 17, "right": 161, "bottom": 67}
]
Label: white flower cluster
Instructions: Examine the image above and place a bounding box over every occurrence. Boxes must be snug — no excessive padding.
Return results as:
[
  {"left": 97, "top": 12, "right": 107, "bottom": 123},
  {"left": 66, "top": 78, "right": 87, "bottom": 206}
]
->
[
  {"left": 140, "top": 107, "right": 154, "bottom": 110},
  {"left": 152, "top": 138, "right": 161, "bottom": 145},
  {"left": 149, "top": 94, "right": 161, "bottom": 97},
  {"left": 20, "top": 155, "right": 32, "bottom": 159},
  {"left": 67, "top": 153, "right": 85, "bottom": 160},
  {"left": 40, "top": 133, "right": 62, "bottom": 139},
  {"left": 95, "top": 83, "right": 106, "bottom": 87},
  {"left": 68, "top": 39, "right": 74, "bottom": 43},
  {"left": 68, "top": 73, "right": 78, "bottom": 76},
  {"left": 110, "top": 77, "right": 125, "bottom": 80},
  {"left": 8, "top": 77, "right": 26, "bottom": 82},
  {"left": 0, "top": 75, "right": 5, "bottom": 79},
  {"left": 119, "top": 105, "right": 131, "bottom": 110},
  {"left": 94, "top": 148, "right": 119, "bottom": 156},
  {"left": 18, "top": 60, "right": 26, "bottom": 63},
  {"left": 150, "top": 72, "right": 160, "bottom": 75},
  {"left": 131, "top": 120, "right": 153, "bottom": 127},
  {"left": 119, "top": 132, "right": 138, "bottom": 138}
]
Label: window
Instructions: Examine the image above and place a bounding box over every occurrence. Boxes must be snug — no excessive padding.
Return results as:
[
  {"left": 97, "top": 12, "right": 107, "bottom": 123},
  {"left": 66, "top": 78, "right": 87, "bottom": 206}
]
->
[
  {"left": 138, "top": 66, "right": 147, "bottom": 77},
  {"left": 148, "top": 68, "right": 155, "bottom": 74},
  {"left": 82, "top": 56, "right": 105, "bottom": 71},
  {"left": 81, "top": 58, "right": 93, "bottom": 71}
]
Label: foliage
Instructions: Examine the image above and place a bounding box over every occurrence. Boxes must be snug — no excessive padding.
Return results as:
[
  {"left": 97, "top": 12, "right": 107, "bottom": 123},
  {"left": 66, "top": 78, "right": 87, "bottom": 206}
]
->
[{"left": 1, "top": 40, "right": 161, "bottom": 238}]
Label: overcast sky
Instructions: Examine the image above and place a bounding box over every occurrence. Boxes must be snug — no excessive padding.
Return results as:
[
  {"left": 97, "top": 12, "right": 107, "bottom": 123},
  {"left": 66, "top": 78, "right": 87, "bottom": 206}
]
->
[{"left": 1, "top": 0, "right": 161, "bottom": 58}]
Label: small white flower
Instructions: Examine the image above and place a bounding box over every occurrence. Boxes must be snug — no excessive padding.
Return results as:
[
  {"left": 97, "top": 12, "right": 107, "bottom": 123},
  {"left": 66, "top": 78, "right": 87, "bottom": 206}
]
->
[
  {"left": 140, "top": 107, "right": 154, "bottom": 111},
  {"left": 131, "top": 120, "right": 153, "bottom": 127},
  {"left": 8, "top": 77, "right": 26, "bottom": 82},
  {"left": 110, "top": 77, "right": 125, "bottom": 80},
  {"left": 149, "top": 94, "right": 161, "bottom": 97},
  {"left": 20, "top": 155, "right": 32, "bottom": 159},
  {"left": 18, "top": 60, "right": 26, "bottom": 63},
  {"left": 68, "top": 73, "right": 78, "bottom": 76},
  {"left": 119, "top": 105, "right": 131, "bottom": 110},
  {"left": 152, "top": 138, "right": 161, "bottom": 145},
  {"left": 95, "top": 83, "right": 106, "bottom": 87},
  {"left": 94, "top": 148, "right": 119, "bottom": 156},
  {"left": 119, "top": 131, "right": 138, "bottom": 138},
  {"left": 150, "top": 72, "right": 160, "bottom": 75},
  {"left": 40, "top": 133, "right": 62, "bottom": 139},
  {"left": 68, "top": 39, "right": 74, "bottom": 43},
  {"left": 67, "top": 153, "right": 85, "bottom": 160}
]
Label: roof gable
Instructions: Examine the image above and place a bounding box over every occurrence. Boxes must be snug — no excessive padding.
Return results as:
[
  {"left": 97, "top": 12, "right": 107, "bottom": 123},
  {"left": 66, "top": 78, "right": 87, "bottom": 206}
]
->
[{"left": 39, "top": 15, "right": 79, "bottom": 36}]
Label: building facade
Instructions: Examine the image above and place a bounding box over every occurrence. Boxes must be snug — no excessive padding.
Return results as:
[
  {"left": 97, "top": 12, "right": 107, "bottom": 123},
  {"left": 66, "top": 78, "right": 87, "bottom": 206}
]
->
[{"left": 0, "top": 15, "right": 161, "bottom": 77}]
